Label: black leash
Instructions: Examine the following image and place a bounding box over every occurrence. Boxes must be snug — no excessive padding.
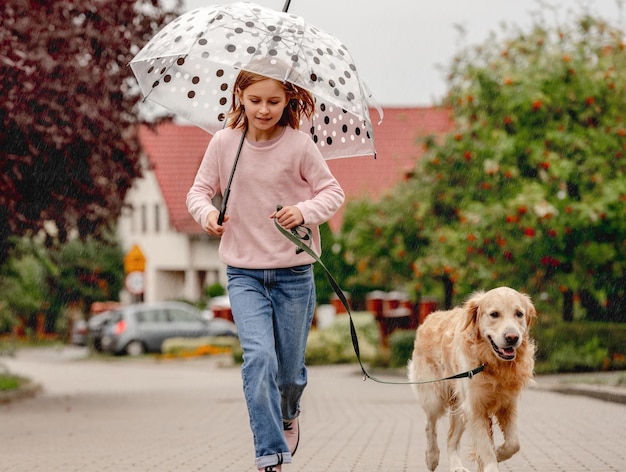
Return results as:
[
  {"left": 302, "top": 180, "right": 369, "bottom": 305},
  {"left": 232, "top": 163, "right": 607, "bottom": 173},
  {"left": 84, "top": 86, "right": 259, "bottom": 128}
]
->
[
  {"left": 218, "top": 128, "right": 247, "bottom": 226},
  {"left": 273, "top": 210, "right": 485, "bottom": 385}
]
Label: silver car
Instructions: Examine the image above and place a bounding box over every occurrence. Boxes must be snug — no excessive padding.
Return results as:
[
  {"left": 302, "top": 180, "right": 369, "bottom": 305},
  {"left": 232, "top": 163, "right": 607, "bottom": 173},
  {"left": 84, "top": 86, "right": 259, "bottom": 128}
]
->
[
  {"left": 100, "top": 301, "right": 237, "bottom": 356},
  {"left": 88, "top": 311, "right": 114, "bottom": 351}
]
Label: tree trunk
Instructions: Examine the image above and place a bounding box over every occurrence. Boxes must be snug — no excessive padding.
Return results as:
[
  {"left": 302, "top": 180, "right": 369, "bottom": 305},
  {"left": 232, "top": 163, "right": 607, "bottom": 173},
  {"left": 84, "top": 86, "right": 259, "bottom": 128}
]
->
[
  {"left": 606, "top": 285, "right": 626, "bottom": 323},
  {"left": 562, "top": 289, "right": 574, "bottom": 322},
  {"left": 579, "top": 289, "right": 606, "bottom": 321},
  {"left": 442, "top": 276, "right": 454, "bottom": 310}
]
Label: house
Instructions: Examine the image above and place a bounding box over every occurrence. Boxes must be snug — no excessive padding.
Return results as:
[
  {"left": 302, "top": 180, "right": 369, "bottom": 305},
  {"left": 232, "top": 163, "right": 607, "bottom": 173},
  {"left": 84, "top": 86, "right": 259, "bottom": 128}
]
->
[{"left": 116, "top": 107, "right": 453, "bottom": 303}]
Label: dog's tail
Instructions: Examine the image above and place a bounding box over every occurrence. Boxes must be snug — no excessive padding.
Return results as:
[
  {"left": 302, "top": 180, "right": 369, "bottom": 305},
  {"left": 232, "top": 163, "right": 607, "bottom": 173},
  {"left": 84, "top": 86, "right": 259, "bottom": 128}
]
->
[{"left": 407, "top": 358, "right": 420, "bottom": 395}]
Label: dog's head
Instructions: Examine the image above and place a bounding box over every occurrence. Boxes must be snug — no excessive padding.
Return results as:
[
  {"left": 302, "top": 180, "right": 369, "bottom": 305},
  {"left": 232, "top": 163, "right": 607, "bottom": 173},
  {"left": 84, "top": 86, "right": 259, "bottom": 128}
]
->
[{"left": 462, "top": 287, "right": 537, "bottom": 362}]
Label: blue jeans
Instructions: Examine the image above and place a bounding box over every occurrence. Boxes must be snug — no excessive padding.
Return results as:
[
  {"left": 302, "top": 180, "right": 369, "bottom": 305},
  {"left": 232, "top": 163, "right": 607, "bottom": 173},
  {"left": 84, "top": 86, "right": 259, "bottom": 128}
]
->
[{"left": 226, "top": 265, "right": 316, "bottom": 469}]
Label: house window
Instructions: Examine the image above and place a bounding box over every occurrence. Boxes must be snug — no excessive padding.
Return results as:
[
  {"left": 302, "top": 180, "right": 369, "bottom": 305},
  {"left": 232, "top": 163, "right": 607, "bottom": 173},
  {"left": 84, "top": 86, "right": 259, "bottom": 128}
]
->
[
  {"left": 154, "top": 203, "right": 161, "bottom": 233},
  {"left": 123, "top": 206, "right": 136, "bottom": 234},
  {"left": 141, "top": 204, "right": 147, "bottom": 233}
]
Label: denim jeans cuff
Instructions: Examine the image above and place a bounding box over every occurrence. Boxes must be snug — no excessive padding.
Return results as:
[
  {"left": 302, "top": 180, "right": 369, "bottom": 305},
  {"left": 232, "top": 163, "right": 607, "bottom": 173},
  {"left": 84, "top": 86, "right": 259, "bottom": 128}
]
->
[{"left": 256, "top": 452, "right": 292, "bottom": 468}]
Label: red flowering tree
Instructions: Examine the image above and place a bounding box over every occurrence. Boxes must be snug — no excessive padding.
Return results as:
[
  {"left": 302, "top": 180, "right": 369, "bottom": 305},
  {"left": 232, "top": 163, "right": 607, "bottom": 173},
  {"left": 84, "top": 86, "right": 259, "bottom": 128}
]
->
[
  {"left": 0, "top": 0, "right": 181, "bottom": 264},
  {"left": 343, "top": 13, "right": 626, "bottom": 320},
  {"left": 341, "top": 192, "right": 430, "bottom": 298}
]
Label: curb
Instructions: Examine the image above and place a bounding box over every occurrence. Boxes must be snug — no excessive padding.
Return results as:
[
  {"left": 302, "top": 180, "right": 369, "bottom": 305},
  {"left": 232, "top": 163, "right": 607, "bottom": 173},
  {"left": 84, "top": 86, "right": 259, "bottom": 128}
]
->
[
  {"left": 2, "top": 366, "right": 625, "bottom": 406},
  {"left": 533, "top": 382, "right": 626, "bottom": 405},
  {"left": 359, "top": 366, "right": 626, "bottom": 405}
]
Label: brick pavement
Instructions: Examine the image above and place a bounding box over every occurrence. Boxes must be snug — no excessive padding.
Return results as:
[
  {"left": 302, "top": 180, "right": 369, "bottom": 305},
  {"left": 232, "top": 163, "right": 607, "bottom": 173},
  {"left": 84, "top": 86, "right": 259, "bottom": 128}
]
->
[{"left": 1, "top": 347, "right": 625, "bottom": 472}]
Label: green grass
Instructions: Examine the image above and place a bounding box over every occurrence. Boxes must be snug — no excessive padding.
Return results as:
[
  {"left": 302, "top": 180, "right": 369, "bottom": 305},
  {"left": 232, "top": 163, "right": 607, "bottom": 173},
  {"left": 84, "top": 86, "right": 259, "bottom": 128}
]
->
[{"left": 0, "top": 373, "right": 22, "bottom": 391}]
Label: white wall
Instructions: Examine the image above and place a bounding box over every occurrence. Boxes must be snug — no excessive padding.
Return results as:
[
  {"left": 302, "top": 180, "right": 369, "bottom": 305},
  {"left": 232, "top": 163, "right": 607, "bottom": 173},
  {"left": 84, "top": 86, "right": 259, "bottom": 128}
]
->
[{"left": 117, "top": 157, "right": 225, "bottom": 303}]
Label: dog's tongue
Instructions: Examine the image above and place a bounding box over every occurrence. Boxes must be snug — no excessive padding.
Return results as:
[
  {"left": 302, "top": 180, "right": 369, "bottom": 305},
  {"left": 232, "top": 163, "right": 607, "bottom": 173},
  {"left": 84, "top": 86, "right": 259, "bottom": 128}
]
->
[
  {"left": 499, "top": 346, "right": 516, "bottom": 359},
  {"left": 490, "top": 337, "right": 517, "bottom": 359}
]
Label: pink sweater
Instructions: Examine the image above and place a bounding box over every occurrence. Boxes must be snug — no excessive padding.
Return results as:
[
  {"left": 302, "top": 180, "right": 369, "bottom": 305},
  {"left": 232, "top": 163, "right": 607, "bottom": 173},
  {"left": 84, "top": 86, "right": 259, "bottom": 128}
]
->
[{"left": 187, "top": 126, "right": 345, "bottom": 269}]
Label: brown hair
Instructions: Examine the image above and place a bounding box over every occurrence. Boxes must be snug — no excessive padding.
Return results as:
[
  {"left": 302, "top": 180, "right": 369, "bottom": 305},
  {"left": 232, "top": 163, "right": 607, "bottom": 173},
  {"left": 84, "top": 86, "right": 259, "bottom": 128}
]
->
[{"left": 226, "top": 64, "right": 315, "bottom": 131}]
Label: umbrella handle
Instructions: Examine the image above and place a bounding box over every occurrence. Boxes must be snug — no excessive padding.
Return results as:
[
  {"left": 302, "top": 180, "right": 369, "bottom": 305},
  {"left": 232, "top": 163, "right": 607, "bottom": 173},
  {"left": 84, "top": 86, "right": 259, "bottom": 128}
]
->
[
  {"left": 217, "top": 129, "right": 246, "bottom": 226},
  {"left": 217, "top": 189, "right": 230, "bottom": 226}
]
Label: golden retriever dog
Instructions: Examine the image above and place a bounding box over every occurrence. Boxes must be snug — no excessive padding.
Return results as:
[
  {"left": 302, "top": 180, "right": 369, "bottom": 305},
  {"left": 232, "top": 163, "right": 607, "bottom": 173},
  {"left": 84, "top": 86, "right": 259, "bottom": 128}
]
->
[{"left": 408, "top": 287, "right": 537, "bottom": 472}]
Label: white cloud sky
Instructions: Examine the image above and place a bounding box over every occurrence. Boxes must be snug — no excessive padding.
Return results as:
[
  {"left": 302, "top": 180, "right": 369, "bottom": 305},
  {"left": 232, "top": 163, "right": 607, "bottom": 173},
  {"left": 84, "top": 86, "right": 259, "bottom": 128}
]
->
[{"left": 183, "top": 0, "right": 624, "bottom": 106}]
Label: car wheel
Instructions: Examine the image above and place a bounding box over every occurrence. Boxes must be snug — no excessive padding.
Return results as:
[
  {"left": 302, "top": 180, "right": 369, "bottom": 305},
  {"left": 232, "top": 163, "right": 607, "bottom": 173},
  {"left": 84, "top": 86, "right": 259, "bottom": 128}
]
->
[{"left": 125, "top": 340, "right": 145, "bottom": 356}]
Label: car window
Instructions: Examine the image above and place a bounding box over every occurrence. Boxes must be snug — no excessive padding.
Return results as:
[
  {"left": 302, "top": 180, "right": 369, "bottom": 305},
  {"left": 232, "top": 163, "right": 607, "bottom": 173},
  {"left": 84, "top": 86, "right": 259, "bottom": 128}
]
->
[
  {"left": 168, "top": 309, "right": 198, "bottom": 323},
  {"left": 137, "top": 309, "right": 168, "bottom": 323},
  {"left": 108, "top": 311, "right": 123, "bottom": 324}
]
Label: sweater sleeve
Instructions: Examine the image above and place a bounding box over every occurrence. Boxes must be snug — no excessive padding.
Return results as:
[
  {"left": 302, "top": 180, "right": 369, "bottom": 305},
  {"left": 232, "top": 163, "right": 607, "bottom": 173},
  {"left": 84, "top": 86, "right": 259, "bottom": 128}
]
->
[
  {"left": 295, "top": 136, "right": 345, "bottom": 225},
  {"left": 186, "top": 135, "right": 221, "bottom": 229}
]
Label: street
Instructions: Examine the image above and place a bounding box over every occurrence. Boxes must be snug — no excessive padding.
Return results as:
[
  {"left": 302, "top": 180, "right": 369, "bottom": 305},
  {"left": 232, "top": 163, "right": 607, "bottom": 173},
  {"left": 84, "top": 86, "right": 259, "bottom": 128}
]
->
[{"left": 1, "top": 347, "right": 625, "bottom": 472}]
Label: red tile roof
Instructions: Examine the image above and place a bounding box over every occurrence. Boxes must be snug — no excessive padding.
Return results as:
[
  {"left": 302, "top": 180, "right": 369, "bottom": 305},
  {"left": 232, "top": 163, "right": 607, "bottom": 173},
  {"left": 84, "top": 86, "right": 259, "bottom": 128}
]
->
[
  {"left": 326, "top": 107, "right": 452, "bottom": 229},
  {"left": 138, "top": 124, "right": 211, "bottom": 234},
  {"left": 137, "top": 107, "right": 453, "bottom": 234}
]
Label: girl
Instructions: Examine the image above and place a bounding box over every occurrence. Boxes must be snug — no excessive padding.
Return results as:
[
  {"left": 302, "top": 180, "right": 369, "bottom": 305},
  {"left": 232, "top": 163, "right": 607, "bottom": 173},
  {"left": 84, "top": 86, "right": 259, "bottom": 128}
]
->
[{"left": 187, "top": 61, "right": 345, "bottom": 472}]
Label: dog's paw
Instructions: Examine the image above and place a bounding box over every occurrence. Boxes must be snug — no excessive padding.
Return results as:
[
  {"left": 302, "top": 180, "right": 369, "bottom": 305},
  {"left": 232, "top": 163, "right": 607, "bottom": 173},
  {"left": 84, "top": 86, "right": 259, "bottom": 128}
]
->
[
  {"left": 482, "top": 465, "right": 499, "bottom": 472},
  {"left": 425, "top": 449, "right": 439, "bottom": 471},
  {"left": 496, "top": 440, "right": 520, "bottom": 462}
]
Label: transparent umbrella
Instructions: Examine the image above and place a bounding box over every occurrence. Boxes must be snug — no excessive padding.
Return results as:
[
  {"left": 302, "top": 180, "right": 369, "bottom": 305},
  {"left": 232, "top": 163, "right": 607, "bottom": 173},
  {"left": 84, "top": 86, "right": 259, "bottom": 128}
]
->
[{"left": 130, "top": 1, "right": 381, "bottom": 160}]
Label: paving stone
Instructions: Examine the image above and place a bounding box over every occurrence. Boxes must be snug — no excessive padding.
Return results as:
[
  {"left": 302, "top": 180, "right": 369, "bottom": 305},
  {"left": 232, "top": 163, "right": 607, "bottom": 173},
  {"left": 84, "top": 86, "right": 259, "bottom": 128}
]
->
[{"left": 1, "top": 347, "right": 625, "bottom": 471}]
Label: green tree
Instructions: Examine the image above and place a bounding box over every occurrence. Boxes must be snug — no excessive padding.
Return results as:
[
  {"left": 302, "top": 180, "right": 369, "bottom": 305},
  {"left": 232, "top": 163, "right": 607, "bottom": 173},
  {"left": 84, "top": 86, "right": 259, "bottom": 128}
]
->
[
  {"left": 0, "top": 0, "right": 181, "bottom": 264},
  {"left": 314, "top": 223, "right": 346, "bottom": 304},
  {"left": 340, "top": 187, "right": 431, "bottom": 304},
  {"left": 0, "top": 233, "right": 125, "bottom": 335},
  {"left": 343, "top": 11, "right": 626, "bottom": 319},
  {"left": 51, "top": 234, "right": 125, "bottom": 312},
  {"left": 433, "top": 12, "right": 626, "bottom": 320},
  {"left": 0, "top": 239, "right": 53, "bottom": 334}
]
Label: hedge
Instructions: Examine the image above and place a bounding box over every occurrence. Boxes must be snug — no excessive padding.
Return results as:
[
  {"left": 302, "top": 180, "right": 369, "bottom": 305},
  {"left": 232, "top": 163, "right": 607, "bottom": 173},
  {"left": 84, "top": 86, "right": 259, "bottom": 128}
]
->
[{"left": 385, "top": 322, "right": 626, "bottom": 373}]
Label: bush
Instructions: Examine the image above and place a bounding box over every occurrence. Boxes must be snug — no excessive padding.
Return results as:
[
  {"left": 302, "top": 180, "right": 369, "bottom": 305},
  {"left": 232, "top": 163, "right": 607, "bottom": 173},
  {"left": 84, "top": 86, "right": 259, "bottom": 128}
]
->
[
  {"left": 0, "top": 306, "right": 17, "bottom": 335},
  {"left": 205, "top": 283, "right": 226, "bottom": 299},
  {"left": 160, "top": 336, "right": 237, "bottom": 359},
  {"left": 306, "top": 312, "right": 379, "bottom": 365},
  {"left": 533, "top": 321, "right": 626, "bottom": 372},
  {"left": 540, "top": 337, "right": 609, "bottom": 373},
  {"left": 388, "top": 329, "right": 416, "bottom": 368},
  {"left": 0, "top": 373, "right": 21, "bottom": 391},
  {"left": 379, "top": 320, "right": 626, "bottom": 374}
]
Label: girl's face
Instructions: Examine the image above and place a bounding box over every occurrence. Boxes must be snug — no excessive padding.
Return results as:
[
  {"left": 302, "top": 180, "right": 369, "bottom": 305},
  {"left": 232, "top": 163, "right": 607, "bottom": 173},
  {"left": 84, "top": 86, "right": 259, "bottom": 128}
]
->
[{"left": 238, "top": 78, "right": 288, "bottom": 138}]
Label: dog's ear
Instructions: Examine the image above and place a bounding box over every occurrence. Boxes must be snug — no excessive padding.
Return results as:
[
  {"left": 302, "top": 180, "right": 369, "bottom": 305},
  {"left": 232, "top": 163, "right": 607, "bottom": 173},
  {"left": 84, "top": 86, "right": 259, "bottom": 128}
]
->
[
  {"left": 461, "top": 291, "right": 484, "bottom": 333},
  {"left": 521, "top": 292, "right": 538, "bottom": 328}
]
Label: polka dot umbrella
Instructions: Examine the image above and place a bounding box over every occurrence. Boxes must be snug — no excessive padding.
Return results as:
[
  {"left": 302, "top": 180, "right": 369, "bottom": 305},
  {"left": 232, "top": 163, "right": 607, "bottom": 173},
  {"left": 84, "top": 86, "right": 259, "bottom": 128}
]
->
[{"left": 130, "top": 1, "right": 381, "bottom": 160}]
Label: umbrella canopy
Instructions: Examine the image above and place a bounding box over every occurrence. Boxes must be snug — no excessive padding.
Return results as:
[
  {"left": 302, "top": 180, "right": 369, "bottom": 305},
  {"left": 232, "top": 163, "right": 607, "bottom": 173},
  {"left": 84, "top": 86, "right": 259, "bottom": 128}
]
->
[{"left": 130, "top": 1, "right": 381, "bottom": 159}]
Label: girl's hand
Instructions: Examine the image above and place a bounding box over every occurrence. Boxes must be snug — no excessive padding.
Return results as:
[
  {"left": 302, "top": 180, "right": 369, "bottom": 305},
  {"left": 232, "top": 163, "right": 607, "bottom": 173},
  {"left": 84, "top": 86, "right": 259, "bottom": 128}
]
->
[
  {"left": 205, "top": 210, "right": 228, "bottom": 236},
  {"left": 272, "top": 205, "right": 304, "bottom": 229}
]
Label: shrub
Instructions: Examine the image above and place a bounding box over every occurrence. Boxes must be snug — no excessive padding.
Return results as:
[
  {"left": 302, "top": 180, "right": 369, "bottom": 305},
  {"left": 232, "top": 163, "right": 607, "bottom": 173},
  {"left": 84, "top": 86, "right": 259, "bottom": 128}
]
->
[
  {"left": 0, "top": 373, "right": 21, "bottom": 391},
  {"left": 306, "top": 312, "right": 379, "bottom": 365},
  {"left": 205, "top": 283, "right": 226, "bottom": 299},
  {"left": 380, "top": 320, "right": 626, "bottom": 374},
  {"left": 540, "top": 337, "right": 609, "bottom": 373},
  {"left": 388, "top": 329, "right": 416, "bottom": 368},
  {"left": 160, "top": 336, "right": 237, "bottom": 359},
  {"left": 533, "top": 321, "right": 626, "bottom": 372}
]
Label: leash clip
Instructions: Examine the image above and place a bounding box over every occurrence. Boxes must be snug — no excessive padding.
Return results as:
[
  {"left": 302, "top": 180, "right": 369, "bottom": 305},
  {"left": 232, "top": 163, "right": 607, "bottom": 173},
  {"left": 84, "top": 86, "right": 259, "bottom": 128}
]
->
[
  {"left": 468, "top": 364, "right": 485, "bottom": 380},
  {"left": 276, "top": 204, "right": 312, "bottom": 255}
]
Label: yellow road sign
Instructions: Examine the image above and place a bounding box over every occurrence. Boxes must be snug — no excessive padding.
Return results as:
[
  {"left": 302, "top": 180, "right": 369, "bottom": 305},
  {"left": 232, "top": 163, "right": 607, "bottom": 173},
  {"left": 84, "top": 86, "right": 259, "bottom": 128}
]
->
[{"left": 124, "top": 244, "right": 146, "bottom": 273}]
